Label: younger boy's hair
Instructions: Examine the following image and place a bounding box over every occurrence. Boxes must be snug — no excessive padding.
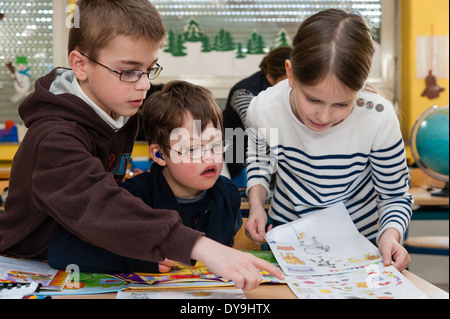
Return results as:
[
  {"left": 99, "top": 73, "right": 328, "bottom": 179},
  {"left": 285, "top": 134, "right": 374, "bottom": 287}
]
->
[
  {"left": 141, "top": 81, "right": 223, "bottom": 147},
  {"left": 68, "top": 0, "right": 166, "bottom": 60}
]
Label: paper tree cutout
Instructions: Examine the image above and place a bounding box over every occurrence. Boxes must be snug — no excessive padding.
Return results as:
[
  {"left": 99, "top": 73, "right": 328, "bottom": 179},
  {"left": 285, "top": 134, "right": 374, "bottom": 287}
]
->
[
  {"left": 421, "top": 70, "right": 445, "bottom": 99},
  {"left": 213, "top": 29, "right": 235, "bottom": 52},
  {"left": 164, "top": 30, "right": 176, "bottom": 53},
  {"left": 272, "top": 29, "right": 292, "bottom": 49},
  {"left": 247, "top": 32, "right": 266, "bottom": 54},
  {"left": 201, "top": 36, "right": 213, "bottom": 52},
  {"left": 236, "top": 43, "right": 246, "bottom": 59},
  {"left": 164, "top": 30, "right": 187, "bottom": 57},
  {"left": 172, "top": 34, "right": 187, "bottom": 57},
  {"left": 183, "top": 18, "right": 204, "bottom": 42}
]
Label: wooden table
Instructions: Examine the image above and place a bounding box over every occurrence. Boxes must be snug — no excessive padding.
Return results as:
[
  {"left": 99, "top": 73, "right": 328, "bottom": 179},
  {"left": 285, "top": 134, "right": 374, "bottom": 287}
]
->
[{"left": 409, "top": 187, "right": 449, "bottom": 208}]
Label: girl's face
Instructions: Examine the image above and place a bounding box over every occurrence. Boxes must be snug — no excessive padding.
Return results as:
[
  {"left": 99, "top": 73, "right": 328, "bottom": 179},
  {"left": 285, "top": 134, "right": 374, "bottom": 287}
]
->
[
  {"left": 160, "top": 113, "right": 224, "bottom": 198},
  {"left": 286, "top": 61, "right": 357, "bottom": 132}
]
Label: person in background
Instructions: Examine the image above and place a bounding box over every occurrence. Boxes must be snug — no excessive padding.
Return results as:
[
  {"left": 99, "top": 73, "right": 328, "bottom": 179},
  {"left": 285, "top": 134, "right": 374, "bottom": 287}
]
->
[{"left": 223, "top": 47, "right": 293, "bottom": 180}]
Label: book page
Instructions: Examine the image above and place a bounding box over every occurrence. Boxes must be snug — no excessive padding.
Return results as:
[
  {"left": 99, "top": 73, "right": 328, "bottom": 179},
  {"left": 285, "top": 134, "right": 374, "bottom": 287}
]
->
[
  {"left": 265, "top": 202, "right": 382, "bottom": 276},
  {"left": 286, "top": 262, "right": 427, "bottom": 299}
]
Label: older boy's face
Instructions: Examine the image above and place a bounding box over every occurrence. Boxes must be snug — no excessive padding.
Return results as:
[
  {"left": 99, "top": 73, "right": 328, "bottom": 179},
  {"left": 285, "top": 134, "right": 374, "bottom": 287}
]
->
[
  {"left": 162, "top": 114, "right": 224, "bottom": 198},
  {"left": 80, "top": 35, "right": 160, "bottom": 120}
]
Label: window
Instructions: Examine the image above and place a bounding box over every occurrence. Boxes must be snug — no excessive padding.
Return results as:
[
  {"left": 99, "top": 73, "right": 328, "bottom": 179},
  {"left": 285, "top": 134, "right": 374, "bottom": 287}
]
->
[
  {"left": 0, "top": 0, "right": 397, "bottom": 125},
  {"left": 153, "top": 0, "right": 397, "bottom": 100},
  {"left": 0, "top": 0, "right": 53, "bottom": 124}
]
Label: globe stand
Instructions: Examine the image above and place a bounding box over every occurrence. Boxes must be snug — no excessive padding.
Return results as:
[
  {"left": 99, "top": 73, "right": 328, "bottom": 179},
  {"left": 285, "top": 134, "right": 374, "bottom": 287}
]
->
[{"left": 431, "top": 182, "right": 449, "bottom": 198}]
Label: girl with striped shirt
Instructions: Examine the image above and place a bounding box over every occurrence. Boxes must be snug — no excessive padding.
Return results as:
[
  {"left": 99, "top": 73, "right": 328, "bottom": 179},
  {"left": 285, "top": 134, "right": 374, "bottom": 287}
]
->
[{"left": 245, "top": 9, "right": 412, "bottom": 271}]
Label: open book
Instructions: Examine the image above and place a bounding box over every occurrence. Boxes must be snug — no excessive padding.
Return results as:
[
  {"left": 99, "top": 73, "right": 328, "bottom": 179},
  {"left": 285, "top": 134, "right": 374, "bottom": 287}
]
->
[
  {"left": 265, "top": 202, "right": 382, "bottom": 276},
  {"left": 265, "top": 202, "right": 427, "bottom": 299}
]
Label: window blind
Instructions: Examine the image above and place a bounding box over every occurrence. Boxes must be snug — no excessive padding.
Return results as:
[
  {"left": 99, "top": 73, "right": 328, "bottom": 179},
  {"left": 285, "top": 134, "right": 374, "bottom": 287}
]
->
[{"left": 152, "top": 0, "right": 383, "bottom": 46}]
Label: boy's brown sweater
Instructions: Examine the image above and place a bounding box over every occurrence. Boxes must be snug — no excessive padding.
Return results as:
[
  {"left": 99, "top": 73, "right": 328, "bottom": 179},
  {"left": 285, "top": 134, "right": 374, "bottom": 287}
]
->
[{"left": 0, "top": 68, "right": 202, "bottom": 264}]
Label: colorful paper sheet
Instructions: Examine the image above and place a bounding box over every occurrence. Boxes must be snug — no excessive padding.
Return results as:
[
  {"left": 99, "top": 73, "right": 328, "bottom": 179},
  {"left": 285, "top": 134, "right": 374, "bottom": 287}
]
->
[{"left": 265, "top": 202, "right": 383, "bottom": 276}]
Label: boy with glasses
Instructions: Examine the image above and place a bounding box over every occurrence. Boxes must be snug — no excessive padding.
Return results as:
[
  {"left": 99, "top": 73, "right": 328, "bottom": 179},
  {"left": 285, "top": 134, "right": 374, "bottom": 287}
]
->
[
  {"left": 0, "top": 0, "right": 283, "bottom": 290},
  {"left": 120, "top": 81, "right": 242, "bottom": 272}
]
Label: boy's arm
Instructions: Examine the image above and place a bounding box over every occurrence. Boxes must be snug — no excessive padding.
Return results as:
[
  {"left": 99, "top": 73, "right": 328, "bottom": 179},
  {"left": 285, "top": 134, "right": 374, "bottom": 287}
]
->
[{"left": 32, "top": 132, "right": 201, "bottom": 265}]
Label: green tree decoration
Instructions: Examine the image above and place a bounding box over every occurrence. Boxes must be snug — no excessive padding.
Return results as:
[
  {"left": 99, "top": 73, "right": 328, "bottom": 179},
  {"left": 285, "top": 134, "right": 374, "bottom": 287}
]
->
[
  {"left": 213, "top": 29, "right": 235, "bottom": 52},
  {"left": 235, "top": 43, "right": 246, "bottom": 59},
  {"left": 271, "top": 29, "right": 291, "bottom": 49},
  {"left": 183, "top": 18, "right": 204, "bottom": 42},
  {"left": 247, "top": 31, "right": 266, "bottom": 54},
  {"left": 172, "top": 34, "right": 187, "bottom": 57},
  {"left": 164, "top": 29, "right": 176, "bottom": 53},
  {"left": 201, "top": 36, "right": 213, "bottom": 52}
]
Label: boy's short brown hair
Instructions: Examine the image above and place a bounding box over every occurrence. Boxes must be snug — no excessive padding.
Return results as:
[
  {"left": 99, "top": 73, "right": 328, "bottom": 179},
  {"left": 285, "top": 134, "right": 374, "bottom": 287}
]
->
[
  {"left": 68, "top": 0, "right": 166, "bottom": 60},
  {"left": 141, "top": 81, "right": 223, "bottom": 147}
]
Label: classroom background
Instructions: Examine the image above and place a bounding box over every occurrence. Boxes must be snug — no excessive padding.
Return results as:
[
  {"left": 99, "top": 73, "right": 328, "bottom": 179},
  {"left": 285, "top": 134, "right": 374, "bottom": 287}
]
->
[{"left": 0, "top": 0, "right": 448, "bottom": 293}]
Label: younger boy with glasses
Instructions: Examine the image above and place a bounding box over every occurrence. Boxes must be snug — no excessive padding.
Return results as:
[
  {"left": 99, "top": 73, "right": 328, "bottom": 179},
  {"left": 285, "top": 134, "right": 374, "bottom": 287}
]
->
[
  {"left": 0, "top": 0, "right": 283, "bottom": 290},
  {"left": 120, "top": 81, "right": 242, "bottom": 272}
]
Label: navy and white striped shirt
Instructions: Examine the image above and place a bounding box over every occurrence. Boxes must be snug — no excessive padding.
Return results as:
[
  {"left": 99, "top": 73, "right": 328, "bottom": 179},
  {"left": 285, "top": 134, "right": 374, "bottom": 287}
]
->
[{"left": 246, "top": 80, "right": 412, "bottom": 243}]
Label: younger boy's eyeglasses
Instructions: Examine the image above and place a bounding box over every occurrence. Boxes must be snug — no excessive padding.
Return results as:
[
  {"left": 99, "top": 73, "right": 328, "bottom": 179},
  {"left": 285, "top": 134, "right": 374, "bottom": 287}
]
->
[
  {"left": 77, "top": 50, "right": 163, "bottom": 82},
  {"left": 163, "top": 140, "right": 232, "bottom": 160}
]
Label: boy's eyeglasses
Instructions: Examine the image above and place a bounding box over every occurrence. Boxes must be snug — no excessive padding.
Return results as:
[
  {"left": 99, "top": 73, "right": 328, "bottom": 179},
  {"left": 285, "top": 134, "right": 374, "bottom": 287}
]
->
[
  {"left": 77, "top": 50, "right": 163, "bottom": 82},
  {"left": 163, "top": 140, "right": 232, "bottom": 160}
]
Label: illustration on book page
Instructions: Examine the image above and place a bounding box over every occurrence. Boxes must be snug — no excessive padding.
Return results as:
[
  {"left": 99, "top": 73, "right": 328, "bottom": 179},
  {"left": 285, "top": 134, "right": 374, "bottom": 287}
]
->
[
  {"left": 265, "top": 202, "right": 382, "bottom": 276},
  {"left": 286, "top": 262, "right": 427, "bottom": 299}
]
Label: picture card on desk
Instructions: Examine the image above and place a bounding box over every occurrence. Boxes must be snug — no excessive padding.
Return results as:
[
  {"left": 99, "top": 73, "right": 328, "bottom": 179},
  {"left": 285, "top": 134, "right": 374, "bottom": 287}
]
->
[
  {"left": 0, "top": 255, "right": 68, "bottom": 290},
  {"left": 265, "top": 202, "right": 382, "bottom": 276}
]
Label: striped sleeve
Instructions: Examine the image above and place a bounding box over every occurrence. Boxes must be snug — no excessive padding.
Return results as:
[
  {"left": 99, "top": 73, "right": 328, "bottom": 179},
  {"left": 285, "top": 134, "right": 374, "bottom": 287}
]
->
[
  {"left": 230, "top": 89, "right": 255, "bottom": 127},
  {"left": 245, "top": 98, "right": 277, "bottom": 198},
  {"left": 370, "top": 108, "right": 413, "bottom": 244}
]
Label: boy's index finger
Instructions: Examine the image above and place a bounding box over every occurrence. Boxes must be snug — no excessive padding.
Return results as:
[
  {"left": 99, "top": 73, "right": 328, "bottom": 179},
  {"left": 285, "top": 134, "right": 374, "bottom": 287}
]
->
[{"left": 253, "top": 257, "right": 285, "bottom": 280}]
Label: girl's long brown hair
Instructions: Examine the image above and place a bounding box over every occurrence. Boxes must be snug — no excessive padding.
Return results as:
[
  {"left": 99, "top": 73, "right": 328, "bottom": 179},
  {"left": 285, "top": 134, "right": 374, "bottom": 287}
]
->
[{"left": 290, "top": 9, "right": 375, "bottom": 92}]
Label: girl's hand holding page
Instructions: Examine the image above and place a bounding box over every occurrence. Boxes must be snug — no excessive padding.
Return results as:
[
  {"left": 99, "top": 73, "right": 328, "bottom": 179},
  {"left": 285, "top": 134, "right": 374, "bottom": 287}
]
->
[
  {"left": 378, "top": 228, "right": 411, "bottom": 271},
  {"left": 245, "top": 184, "right": 271, "bottom": 245},
  {"left": 245, "top": 207, "right": 272, "bottom": 246}
]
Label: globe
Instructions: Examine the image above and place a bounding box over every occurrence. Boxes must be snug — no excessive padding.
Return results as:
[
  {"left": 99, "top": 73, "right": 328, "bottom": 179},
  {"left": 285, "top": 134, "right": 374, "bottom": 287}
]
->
[{"left": 410, "top": 105, "right": 449, "bottom": 197}]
